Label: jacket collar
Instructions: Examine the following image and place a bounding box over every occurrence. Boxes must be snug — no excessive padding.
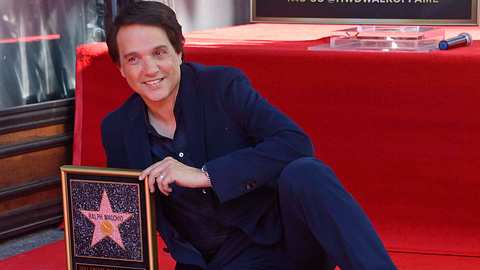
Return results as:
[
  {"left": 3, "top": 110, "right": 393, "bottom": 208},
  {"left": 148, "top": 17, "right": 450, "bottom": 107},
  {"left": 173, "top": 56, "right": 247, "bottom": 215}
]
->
[
  {"left": 124, "top": 96, "right": 152, "bottom": 169},
  {"left": 124, "top": 63, "right": 206, "bottom": 169},
  {"left": 178, "top": 64, "right": 207, "bottom": 167}
]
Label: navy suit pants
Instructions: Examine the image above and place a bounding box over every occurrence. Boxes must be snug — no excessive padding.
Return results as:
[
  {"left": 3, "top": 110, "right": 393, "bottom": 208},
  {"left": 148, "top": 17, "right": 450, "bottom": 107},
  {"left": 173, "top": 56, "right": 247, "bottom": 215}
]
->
[
  {"left": 175, "top": 241, "right": 288, "bottom": 270},
  {"left": 278, "top": 157, "right": 397, "bottom": 270},
  {"left": 176, "top": 157, "right": 397, "bottom": 270}
]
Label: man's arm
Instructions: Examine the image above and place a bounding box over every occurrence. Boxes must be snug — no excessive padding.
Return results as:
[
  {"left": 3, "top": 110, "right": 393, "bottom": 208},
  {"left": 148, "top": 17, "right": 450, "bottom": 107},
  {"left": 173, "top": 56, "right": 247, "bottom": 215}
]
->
[
  {"left": 101, "top": 114, "right": 128, "bottom": 168},
  {"left": 205, "top": 71, "right": 314, "bottom": 203},
  {"left": 136, "top": 68, "right": 314, "bottom": 200}
]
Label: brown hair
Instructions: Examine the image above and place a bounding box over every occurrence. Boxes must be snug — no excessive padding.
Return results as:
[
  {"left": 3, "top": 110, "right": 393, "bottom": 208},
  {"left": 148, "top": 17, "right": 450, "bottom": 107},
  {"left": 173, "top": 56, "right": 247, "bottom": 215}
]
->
[{"left": 106, "top": 1, "right": 185, "bottom": 64}]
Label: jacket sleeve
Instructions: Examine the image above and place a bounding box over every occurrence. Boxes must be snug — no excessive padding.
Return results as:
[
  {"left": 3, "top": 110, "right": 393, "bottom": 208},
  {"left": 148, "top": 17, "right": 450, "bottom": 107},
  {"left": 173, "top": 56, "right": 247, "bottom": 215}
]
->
[
  {"left": 205, "top": 71, "right": 314, "bottom": 203},
  {"left": 101, "top": 113, "right": 128, "bottom": 168}
]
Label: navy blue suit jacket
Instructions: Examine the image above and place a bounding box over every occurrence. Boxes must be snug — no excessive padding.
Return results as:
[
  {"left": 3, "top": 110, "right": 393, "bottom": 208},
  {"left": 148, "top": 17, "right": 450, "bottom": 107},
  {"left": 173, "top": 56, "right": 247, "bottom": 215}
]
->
[{"left": 101, "top": 62, "right": 314, "bottom": 266}]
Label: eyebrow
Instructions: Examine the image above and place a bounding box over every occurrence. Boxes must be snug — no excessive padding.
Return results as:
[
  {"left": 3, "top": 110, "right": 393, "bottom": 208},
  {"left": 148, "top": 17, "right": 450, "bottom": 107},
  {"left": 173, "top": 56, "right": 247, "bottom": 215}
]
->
[{"left": 122, "top": 45, "right": 169, "bottom": 59}]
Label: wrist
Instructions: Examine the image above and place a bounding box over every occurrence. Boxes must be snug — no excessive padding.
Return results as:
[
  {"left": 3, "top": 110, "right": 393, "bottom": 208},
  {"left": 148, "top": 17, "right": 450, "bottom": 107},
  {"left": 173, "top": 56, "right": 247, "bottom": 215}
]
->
[{"left": 201, "top": 165, "right": 212, "bottom": 188}]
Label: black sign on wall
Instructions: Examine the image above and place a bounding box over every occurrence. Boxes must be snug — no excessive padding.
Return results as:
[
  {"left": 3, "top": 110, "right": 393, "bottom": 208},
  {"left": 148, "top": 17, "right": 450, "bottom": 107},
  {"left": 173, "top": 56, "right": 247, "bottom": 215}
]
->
[{"left": 251, "top": 0, "right": 478, "bottom": 25}]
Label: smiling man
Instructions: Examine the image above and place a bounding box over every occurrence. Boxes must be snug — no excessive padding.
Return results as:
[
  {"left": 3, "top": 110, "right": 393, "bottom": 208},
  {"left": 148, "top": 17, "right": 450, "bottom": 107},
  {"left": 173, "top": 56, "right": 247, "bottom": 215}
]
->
[{"left": 101, "top": 2, "right": 397, "bottom": 270}]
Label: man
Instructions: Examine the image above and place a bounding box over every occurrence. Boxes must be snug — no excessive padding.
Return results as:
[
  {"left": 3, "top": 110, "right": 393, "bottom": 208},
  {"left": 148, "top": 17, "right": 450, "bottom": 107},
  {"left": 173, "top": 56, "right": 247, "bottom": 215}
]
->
[{"left": 102, "top": 2, "right": 397, "bottom": 270}]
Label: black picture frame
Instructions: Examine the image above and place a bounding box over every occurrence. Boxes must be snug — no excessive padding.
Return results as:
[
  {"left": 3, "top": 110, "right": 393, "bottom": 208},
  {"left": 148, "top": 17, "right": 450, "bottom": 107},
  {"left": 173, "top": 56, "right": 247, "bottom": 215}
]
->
[
  {"left": 251, "top": 0, "right": 478, "bottom": 25},
  {"left": 61, "top": 165, "right": 157, "bottom": 270}
]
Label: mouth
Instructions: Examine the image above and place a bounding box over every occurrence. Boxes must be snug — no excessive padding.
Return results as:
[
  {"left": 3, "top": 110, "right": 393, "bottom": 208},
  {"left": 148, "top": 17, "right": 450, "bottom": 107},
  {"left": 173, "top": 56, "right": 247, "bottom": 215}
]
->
[{"left": 143, "top": 77, "right": 165, "bottom": 88}]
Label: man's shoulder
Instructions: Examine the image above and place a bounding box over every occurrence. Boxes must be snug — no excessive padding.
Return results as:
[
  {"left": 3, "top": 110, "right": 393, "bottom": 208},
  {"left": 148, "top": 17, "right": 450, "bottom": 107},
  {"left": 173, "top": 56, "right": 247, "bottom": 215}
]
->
[
  {"left": 102, "top": 94, "right": 142, "bottom": 129},
  {"left": 184, "top": 62, "right": 246, "bottom": 83}
]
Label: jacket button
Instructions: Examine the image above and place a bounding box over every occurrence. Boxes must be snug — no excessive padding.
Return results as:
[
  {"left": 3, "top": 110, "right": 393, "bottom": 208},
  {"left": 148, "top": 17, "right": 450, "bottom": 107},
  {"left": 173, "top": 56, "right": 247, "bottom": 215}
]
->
[{"left": 246, "top": 181, "right": 256, "bottom": 190}]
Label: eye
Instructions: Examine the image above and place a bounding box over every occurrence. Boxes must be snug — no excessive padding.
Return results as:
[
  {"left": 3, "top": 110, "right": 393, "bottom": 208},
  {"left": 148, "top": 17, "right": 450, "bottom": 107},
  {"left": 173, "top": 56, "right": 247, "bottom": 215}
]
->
[
  {"left": 153, "top": 48, "right": 167, "bottom": 57},
  {"left": 126, "top": 56, "right": 139, "bottom": 65}
]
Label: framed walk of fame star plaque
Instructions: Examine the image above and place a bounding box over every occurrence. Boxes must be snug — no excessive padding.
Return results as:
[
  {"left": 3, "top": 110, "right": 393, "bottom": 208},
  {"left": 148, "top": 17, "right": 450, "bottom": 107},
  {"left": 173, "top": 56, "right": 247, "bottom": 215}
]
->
[{"left": 61, "top": 165, "right": 158, "bottom": 270}]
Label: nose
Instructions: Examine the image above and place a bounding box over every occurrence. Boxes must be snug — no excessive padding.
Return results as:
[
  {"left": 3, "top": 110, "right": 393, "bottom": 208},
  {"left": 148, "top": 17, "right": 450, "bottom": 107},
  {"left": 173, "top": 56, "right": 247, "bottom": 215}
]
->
[{"left": 142, "top": 58, "right": 159, "bottom": 76}]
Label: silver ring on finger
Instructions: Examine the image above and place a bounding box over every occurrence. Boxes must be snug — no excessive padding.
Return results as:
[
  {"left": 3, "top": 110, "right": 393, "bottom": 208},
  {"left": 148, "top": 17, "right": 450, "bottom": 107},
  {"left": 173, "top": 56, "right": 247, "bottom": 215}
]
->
[{"left": 159, "top": 174, "right": 165, "bottom": 180}]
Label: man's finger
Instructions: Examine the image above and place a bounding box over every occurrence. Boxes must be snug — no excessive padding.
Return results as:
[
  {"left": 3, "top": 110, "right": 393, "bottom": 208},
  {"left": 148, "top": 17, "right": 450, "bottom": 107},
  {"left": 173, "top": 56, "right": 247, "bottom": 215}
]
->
[
  {"left": 161, "top": 176, "right": 173, "bottom": 191},
  {"left": 140, "top": 160, "right": 163, "bottom": 180},
  {"left": 148, "top": 162, "right": 171, "bottom": 180},
  {"left": 160, "top": 174, "right": 175, "bottom": 194},
  {"left": 158, "top": 174, "right": 172, "bottom": 196},
  {"left": 157, "top": 181, "right": 169, "bottom": 196},
  {"left": 148, "top": 175, "right": 156, "bottom": 193},
  {"left": 140, "top": 157, "right": 174, "bottom": 180}
]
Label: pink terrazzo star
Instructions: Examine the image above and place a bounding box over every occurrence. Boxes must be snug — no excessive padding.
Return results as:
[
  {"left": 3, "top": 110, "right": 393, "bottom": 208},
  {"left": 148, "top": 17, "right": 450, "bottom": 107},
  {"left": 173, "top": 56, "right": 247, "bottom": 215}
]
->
[{"left": 80, "top": 190, "right": 133, "bottom": 249}]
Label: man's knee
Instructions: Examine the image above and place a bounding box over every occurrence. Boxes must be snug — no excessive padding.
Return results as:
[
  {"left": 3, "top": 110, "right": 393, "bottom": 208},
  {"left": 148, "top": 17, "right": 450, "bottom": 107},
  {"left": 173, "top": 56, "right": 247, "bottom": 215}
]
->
[{"left": 278, "top": 157, "right": 342, "bottom": 198}]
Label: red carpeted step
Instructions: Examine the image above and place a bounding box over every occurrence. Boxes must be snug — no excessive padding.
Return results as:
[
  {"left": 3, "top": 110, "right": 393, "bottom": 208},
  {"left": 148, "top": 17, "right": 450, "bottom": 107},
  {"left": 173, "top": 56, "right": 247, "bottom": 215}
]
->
[
  {"left": 2, "top": 240, "right": 480, "bottom": 269},
  {"left": 390, "top": 252, "right": 480, "bottom": 270},
  {"left": 0, "top": 237, "right": 175, "bottom": 270}
]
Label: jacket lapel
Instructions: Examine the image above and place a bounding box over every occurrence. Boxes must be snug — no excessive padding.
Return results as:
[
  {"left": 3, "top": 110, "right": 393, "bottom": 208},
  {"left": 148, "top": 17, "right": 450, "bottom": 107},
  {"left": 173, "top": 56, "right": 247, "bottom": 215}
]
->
[
  {"left": 179, "top": 64, "right": 207, "bottom": 168},
  {"left": 124, "top": 95, "right": 154, "bottom": 170}
]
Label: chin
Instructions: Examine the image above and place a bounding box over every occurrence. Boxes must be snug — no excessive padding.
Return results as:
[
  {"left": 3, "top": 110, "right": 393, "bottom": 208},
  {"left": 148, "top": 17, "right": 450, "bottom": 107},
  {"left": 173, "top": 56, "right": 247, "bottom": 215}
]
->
[
  {"left": 145, "top": 95, "right": 167, "bottom": 102},
  {"left": 138, "top": 89, "right": 165, "bottom": 100},
  {"left": 150, "top": 92, "right": 173, "bottom": 102}
]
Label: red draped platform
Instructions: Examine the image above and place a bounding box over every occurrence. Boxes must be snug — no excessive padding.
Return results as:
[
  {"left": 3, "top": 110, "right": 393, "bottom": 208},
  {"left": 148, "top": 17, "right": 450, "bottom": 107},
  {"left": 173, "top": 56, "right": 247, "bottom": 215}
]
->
[{"left": 2, "top": 24, "right": 480, "bottom": 269}]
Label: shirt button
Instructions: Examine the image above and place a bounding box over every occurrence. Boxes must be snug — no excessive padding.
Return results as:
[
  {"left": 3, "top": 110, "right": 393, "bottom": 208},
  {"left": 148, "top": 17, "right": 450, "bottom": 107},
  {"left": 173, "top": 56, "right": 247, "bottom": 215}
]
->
[
  {"left": 202, "top": 189, "right": 207, "bottom": 194},
  {"left": 178, "top": 152, "right": 184, "bottom": 158}
]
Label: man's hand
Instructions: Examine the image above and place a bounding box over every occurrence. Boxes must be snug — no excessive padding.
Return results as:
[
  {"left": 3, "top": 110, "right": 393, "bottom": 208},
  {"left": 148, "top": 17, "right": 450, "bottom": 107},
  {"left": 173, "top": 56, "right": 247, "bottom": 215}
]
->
[{"left": 139, "top": 157, "right": 210, "bottom": 195}]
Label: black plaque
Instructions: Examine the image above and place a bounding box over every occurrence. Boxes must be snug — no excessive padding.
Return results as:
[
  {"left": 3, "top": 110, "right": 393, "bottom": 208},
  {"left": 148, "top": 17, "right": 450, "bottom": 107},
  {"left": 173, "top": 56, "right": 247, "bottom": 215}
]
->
[
  {"left": 61, "top": 166, "right": 158, "bottom": 270},
  {"left": 252, "top": 0, "right": 478, "bottom": 25}
]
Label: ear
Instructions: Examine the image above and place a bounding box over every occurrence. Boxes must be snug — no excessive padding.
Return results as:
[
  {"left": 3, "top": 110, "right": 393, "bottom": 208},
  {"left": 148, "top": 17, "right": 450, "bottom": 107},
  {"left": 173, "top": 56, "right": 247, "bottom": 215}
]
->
[
  {"left": 177, "top": 52, "right": 183, "bottom": 64},
  {"left": 117, "top": 64, "right": 126, "bottom": 78}
]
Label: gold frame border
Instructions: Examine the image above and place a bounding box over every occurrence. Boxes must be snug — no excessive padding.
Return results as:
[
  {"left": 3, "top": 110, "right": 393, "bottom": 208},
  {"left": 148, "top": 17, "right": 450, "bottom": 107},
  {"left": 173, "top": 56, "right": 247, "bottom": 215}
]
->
[
  {"left": 61, "top": 165, "right": 158, "bottom": 270},
  {"left": 251, "top": 0, "right": 479, "bottom": 26},
  {"left": 76, "top": 262, "right": 145, "bottom": 270}
]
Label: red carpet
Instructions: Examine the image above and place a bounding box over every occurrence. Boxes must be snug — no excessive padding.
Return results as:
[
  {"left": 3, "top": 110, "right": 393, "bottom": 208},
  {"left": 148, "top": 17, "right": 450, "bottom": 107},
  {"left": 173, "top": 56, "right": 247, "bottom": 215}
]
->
[
  {"left": 2, "top": 240, "right": 479, "bottom": 269},
  {"left": 0, "top": 238, "right": 175, "bottom": 270}
]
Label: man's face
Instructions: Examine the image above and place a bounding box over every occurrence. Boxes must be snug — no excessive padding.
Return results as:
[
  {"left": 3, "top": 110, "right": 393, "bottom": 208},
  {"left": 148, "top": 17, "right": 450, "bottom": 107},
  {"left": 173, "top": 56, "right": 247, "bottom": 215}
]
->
[{"left": 116, "top": 24, "right": 182, "bottom": 105}]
